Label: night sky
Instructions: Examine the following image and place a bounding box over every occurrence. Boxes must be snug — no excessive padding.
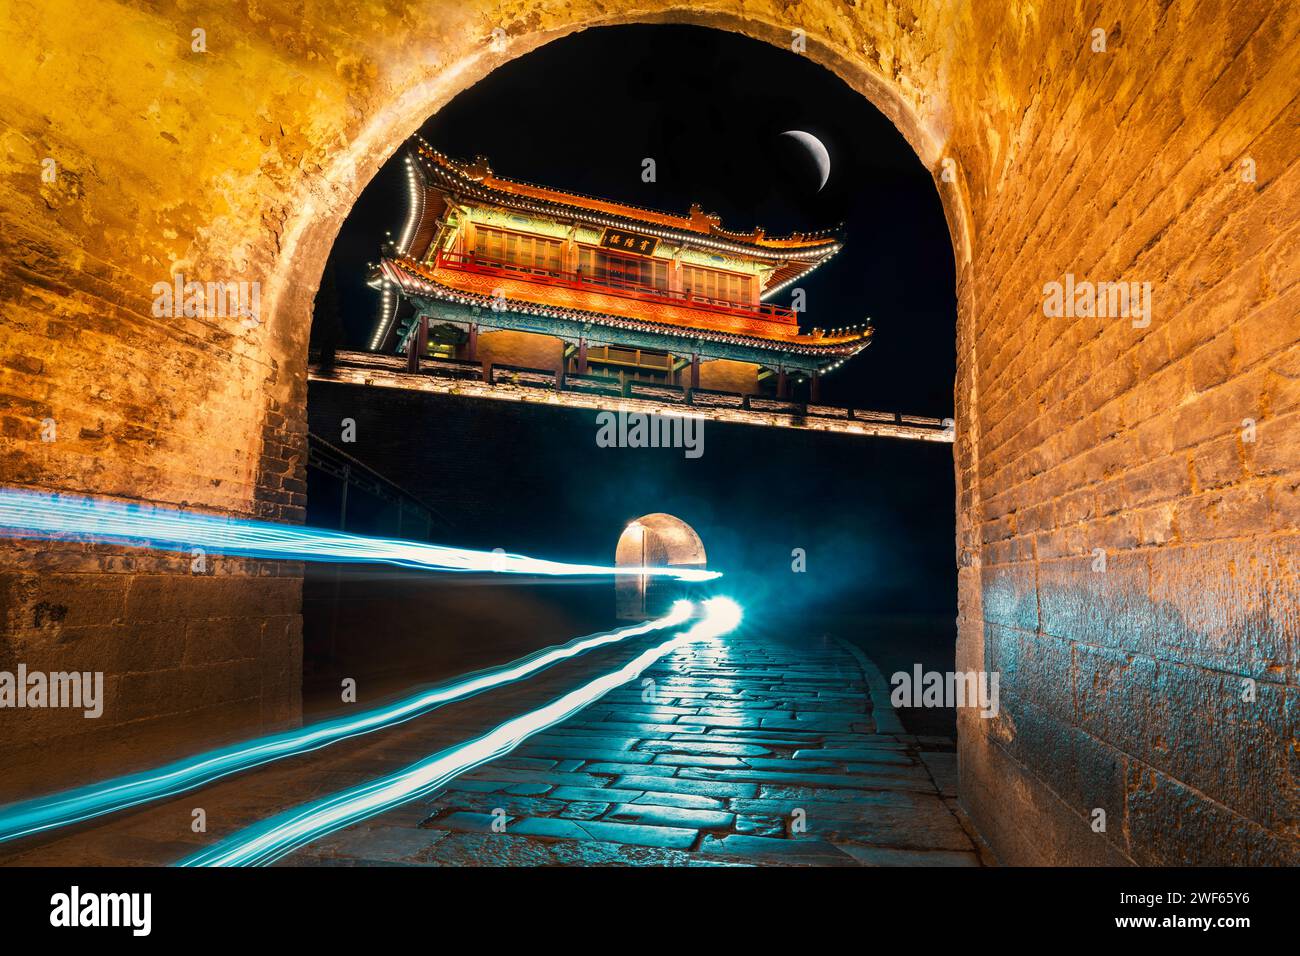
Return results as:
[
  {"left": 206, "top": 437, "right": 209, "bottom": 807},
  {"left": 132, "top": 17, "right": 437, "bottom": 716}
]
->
[
  {"left": 312, "top": 24, "right": 958, "bottom": 617},
  {"left": 317, "top": 24, "right": 955, "bottom": 418}
]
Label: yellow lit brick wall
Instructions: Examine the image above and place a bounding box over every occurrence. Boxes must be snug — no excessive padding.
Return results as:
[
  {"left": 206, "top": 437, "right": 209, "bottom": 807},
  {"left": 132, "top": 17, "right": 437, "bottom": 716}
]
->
[
  {"left": 697, "top": 359, "right": 760, "bottom": 394},
  {"left": 476, "top": 330, "right": 565, "bottom": 374}
]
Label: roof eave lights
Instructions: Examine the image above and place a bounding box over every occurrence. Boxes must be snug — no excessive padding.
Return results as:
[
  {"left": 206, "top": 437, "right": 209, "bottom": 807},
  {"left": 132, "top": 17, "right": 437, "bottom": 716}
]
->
[{"left": 396, "top": 154, "right": 425, "bottom": 256}]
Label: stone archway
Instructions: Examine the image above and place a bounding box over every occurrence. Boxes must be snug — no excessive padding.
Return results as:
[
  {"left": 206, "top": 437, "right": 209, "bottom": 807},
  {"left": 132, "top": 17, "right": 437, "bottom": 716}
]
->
[
  {"left": 614, "top": 514, "right": 708, "bottom": 620},
  {"left": 3, "top": 1, "right": 1295, "bottom": 865}
]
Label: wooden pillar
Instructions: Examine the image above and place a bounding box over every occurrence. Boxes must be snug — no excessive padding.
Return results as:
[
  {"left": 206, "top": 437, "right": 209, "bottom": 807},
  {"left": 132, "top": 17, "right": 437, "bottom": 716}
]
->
[
  {"left": 577, "top": 338, "right": 588, "bottom": 375},
  {"left": 467, "top": 322, "right": 478, "bottom": 361},
  {"left": 406, "top": 315, "right": 426, "bottom": 372},
  {"left": 690, "top": 354, "right": 700, "bottom": 391},
  {"left": 810, "top": 371, "right": 821, "bottom": 403},
  {"left": 777, "top": 368, "right": 788, "bottom": 398}
]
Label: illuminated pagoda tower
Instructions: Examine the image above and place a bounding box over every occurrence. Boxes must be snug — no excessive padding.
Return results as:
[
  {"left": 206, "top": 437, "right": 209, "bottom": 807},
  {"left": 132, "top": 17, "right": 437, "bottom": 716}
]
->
[{"left": 369, "top": 136, "right": 871, "bottom": 401}]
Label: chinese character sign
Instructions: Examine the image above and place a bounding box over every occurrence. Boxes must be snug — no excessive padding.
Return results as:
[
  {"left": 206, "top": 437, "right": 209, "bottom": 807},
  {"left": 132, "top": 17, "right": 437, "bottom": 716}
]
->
[{"left": 598, "top": 227, "right": 659, "bottom": 256}]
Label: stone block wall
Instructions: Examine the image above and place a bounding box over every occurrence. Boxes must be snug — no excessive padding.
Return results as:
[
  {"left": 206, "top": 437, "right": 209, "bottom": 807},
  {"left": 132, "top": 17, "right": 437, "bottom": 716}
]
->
[
  {"left": 951, "top": 0, "right": 1299, "bottom": 864},
  {"left": 0, "top": 539, "right": 301, "bottom": 798}
]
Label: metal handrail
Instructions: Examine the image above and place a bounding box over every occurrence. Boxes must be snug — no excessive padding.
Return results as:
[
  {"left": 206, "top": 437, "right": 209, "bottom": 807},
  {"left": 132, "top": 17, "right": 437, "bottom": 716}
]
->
[{"left": 306, "top": 432, "right": 451, "bottom": 530}]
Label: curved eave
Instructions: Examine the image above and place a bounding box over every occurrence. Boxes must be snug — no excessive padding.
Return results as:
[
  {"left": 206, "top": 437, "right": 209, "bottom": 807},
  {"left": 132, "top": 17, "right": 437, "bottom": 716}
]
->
[
  {"left": 380, "top": 258, "right": 871, "bottom": 358},
  {"left": 414, "top": 145, "right": 842, "bottom": 263}
]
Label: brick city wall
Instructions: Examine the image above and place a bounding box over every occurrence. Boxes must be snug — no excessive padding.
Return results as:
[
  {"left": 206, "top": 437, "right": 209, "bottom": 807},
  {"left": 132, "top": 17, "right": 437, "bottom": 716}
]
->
[
  {"left": 952, "top": 1, "right": 1299, "bottom": 865},
  {"left": 0, "top": 1, "right": 1295, "bottom": 859}
]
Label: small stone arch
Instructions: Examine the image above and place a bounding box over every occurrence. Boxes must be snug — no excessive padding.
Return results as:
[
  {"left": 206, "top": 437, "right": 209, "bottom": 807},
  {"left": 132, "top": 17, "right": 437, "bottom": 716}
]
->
[{"left": 614, "top": 513, "right": 707, "bottom": 619}]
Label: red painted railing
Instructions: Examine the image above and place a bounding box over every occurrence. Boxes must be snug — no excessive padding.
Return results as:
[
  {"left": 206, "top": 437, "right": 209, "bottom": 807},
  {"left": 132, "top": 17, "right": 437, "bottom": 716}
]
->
[{"left": 433, "top": 250, "right": 797, "bottom": 324}]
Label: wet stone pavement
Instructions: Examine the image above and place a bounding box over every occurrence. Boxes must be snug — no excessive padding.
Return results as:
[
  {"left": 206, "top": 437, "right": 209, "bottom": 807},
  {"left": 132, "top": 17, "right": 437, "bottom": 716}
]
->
[
  {"left": 293, "top": 631, "right": 985, "bottom": 867},
  {"left": 0, "top": 628, "right": 985, "bottom": 867}
]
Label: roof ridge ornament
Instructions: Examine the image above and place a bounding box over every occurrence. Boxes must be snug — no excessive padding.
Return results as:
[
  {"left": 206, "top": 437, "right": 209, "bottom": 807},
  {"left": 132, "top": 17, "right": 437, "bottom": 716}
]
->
[
  {"left": 466, "top": 154, "right": 492, "bottom": 181},
  {"left": 688, "top": 203, "right": 722, "bottom": 230}
]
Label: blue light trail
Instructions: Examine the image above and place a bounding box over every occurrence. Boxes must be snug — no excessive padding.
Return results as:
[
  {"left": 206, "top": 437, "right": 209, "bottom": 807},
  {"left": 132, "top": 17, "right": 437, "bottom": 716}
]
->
[
  {"left": 180, "top": 597, "right": 743, "bottom": 867},
  {"left": 0, "top": 488, "right": 720, "bottom": 581},
  {"left": 0, "top": 605, "right": 694, "bottom": 845}
]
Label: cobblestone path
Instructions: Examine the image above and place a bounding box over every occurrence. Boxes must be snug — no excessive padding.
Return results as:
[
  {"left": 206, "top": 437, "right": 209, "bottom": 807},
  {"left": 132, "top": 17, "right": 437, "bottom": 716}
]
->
[
  {"left": 0, "top": 627, "right": 983, "bottom": 867},
  {"left": 296, "top": 629, "right": 984, "bottom": 866}
]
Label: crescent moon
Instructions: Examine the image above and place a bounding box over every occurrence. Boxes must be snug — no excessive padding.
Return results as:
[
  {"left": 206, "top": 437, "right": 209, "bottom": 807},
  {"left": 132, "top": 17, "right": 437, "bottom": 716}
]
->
[{"left": 780, "top": 130, "right": 831, "bottom": 191}]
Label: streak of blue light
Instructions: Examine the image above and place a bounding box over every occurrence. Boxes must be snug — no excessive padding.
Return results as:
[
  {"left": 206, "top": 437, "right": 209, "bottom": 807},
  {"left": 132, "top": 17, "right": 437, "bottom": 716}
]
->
[
  {"left": 0, "top": 488, "right": 720, "bottom": 581},
  {"left": 180, "top": 597, "right": 743, "bottom": 866},
  {"left": 0, "top": 603, "right": 694, "bottom": 844}
]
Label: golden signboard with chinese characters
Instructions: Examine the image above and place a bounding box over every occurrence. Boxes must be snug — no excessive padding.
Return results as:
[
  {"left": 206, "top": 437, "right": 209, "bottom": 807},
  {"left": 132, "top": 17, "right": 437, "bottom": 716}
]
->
[{"left": 598, "top": 227, "right": 659, "bottom": 256}]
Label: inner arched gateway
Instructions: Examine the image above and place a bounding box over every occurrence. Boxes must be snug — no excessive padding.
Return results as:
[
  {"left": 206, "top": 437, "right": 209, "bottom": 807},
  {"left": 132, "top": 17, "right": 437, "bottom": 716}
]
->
[{"left": 614, "top": 514, "right": 708, "bottom": 620}]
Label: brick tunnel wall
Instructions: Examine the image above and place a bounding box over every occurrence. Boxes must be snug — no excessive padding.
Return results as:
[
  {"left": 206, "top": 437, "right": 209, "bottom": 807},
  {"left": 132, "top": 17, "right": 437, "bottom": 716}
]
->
[
  {"left": 951, "top": 2, "right": 1299, "bottom": 865},
  {"left": 0, "top": 1, "right": 1295, "bottom": 860}
]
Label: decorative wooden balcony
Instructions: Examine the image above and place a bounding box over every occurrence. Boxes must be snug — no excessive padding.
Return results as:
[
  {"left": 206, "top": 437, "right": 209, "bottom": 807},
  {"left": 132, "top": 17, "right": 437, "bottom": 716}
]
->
[{"left": 433, "top": 250, "right": 799, "bottom": 325}]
